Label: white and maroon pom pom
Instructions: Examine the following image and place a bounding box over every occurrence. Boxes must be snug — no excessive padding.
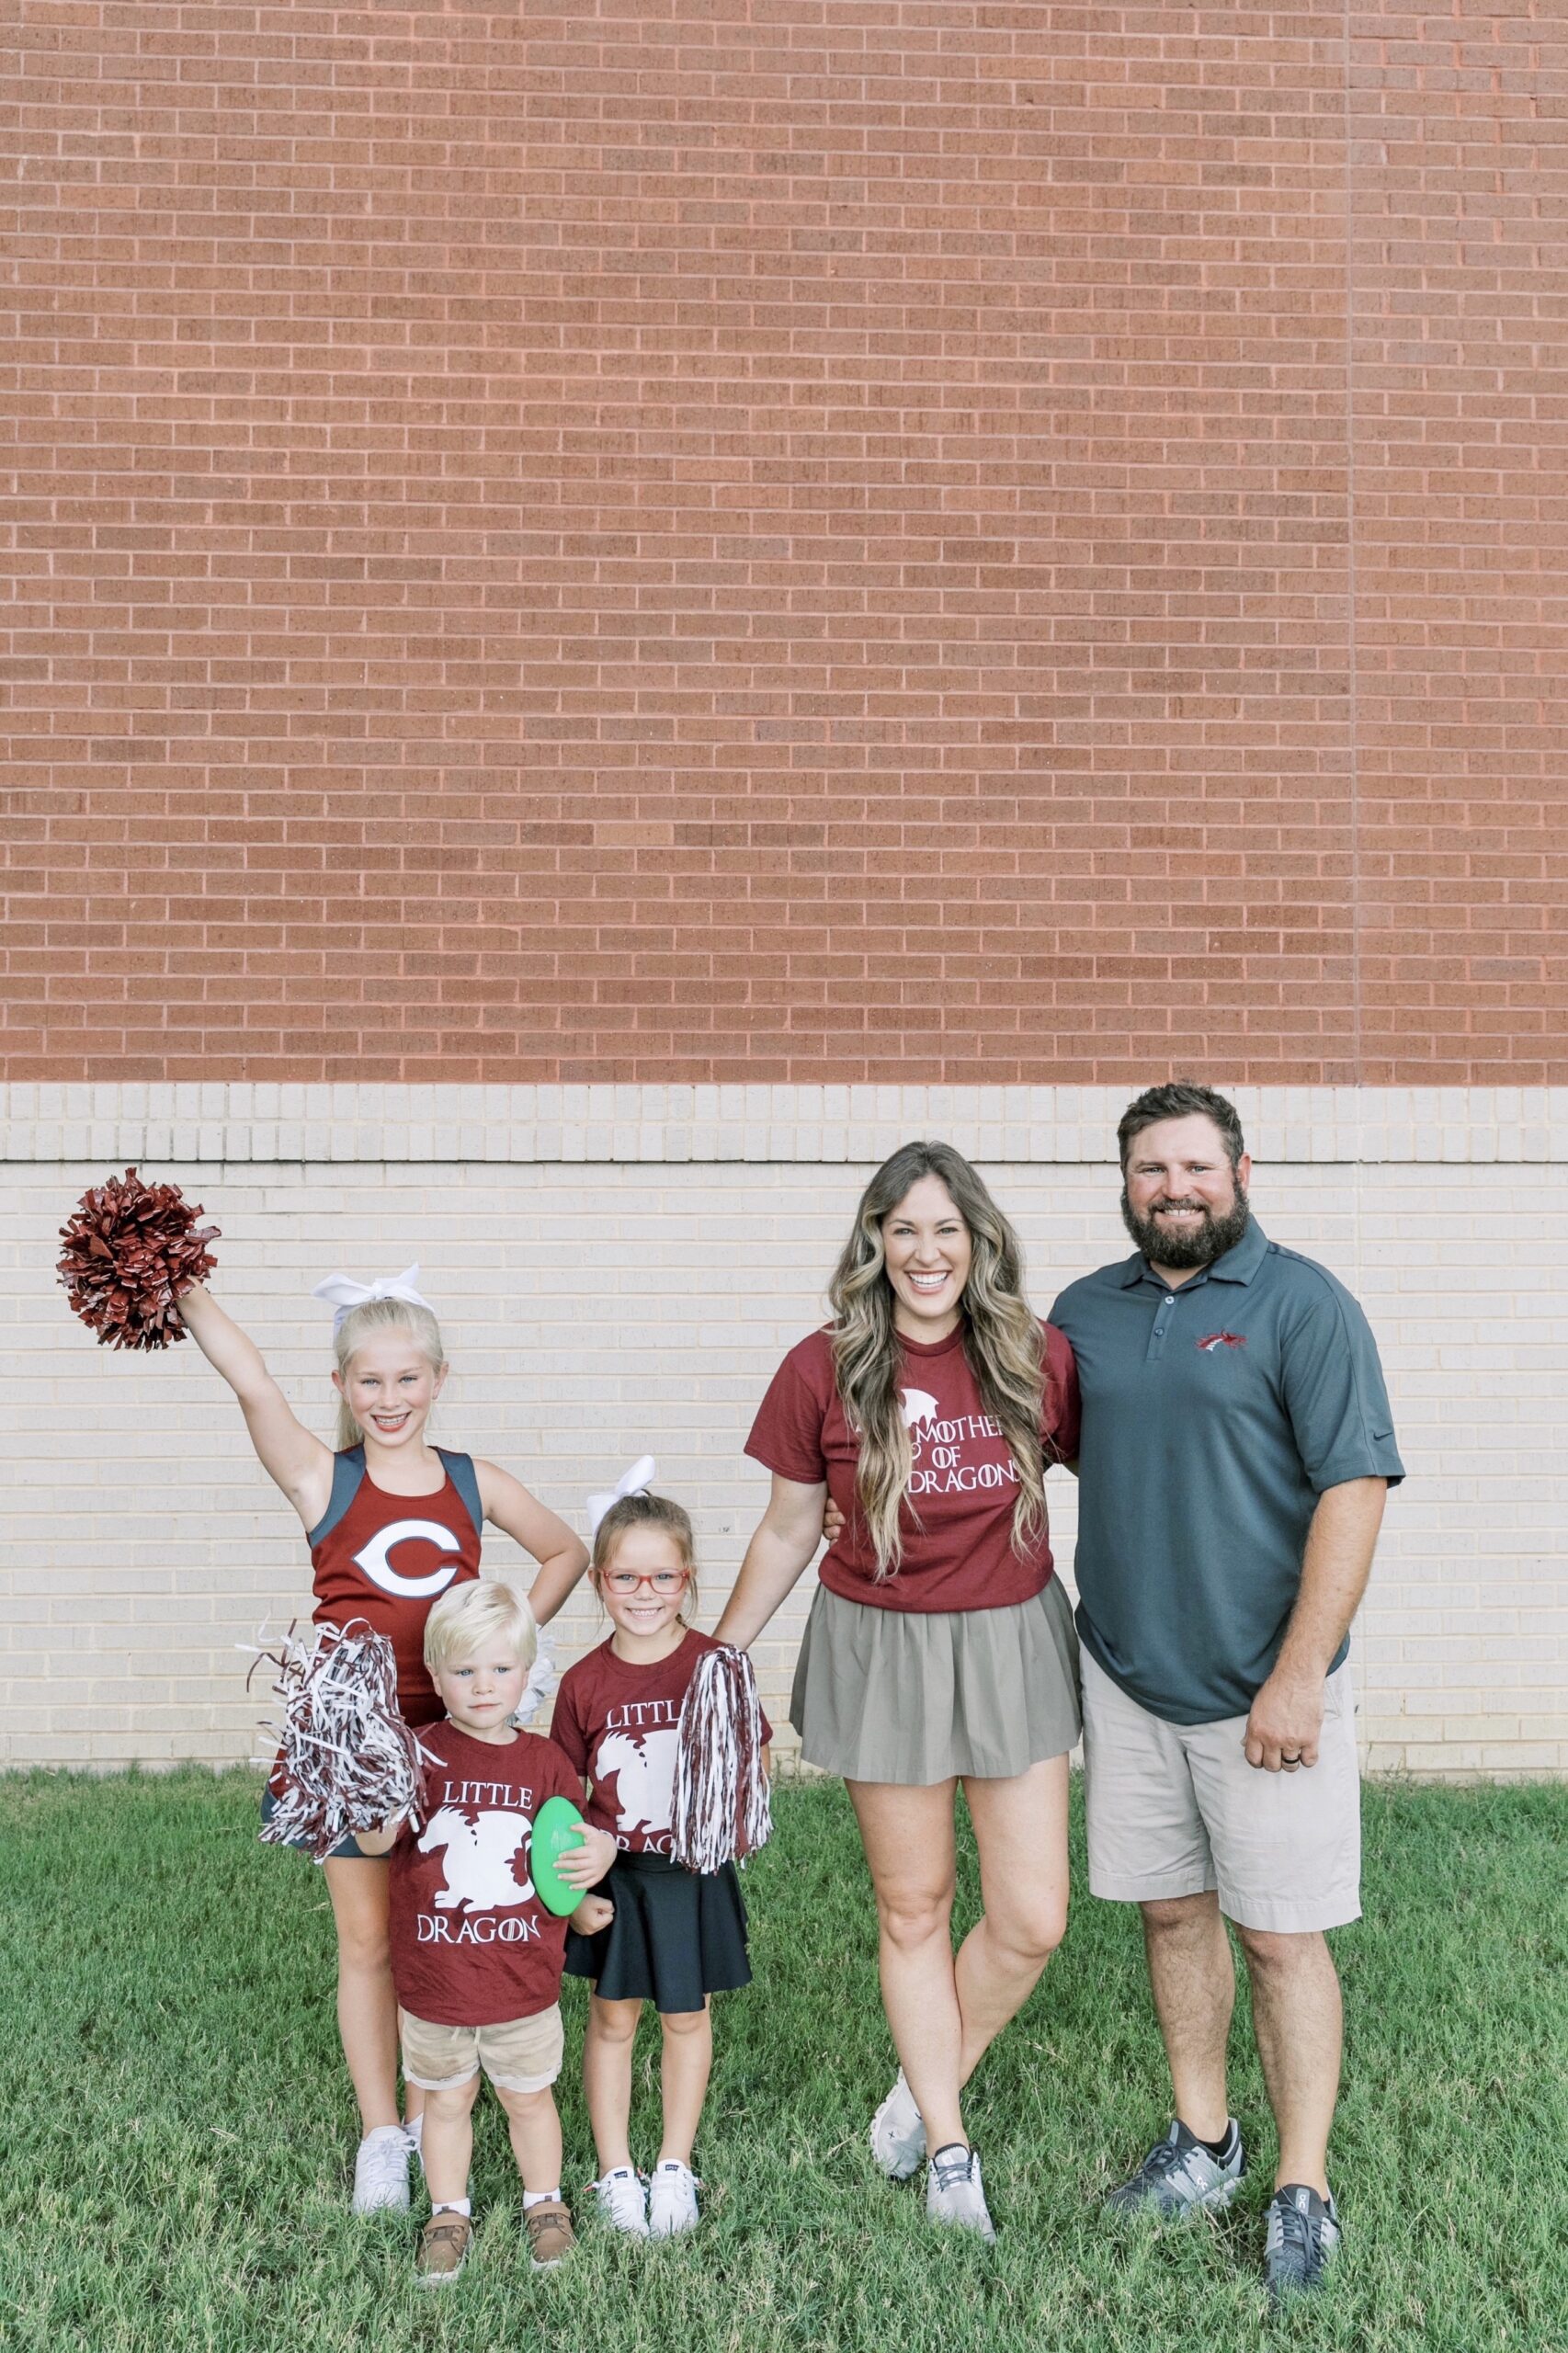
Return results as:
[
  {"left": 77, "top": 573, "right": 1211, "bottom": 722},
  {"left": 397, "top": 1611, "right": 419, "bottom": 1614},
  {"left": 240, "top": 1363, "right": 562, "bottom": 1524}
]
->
[
  {"left": 252, "top": 1620, "right": 432, "bottom": 1866},
  {"left": 669, "top": 1644, "right": 772, "bottom": 1875},
  {"left": 58, "top": 1167, "right": 220, "bottom": 1350}
]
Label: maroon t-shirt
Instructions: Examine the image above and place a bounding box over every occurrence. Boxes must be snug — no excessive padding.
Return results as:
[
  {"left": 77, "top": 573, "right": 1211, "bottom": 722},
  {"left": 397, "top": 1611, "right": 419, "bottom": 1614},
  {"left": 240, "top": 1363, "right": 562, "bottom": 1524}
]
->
[
  {"left": 551, "top": 1629, "right": 774, "bottom": 1858},
  {"left": 387, "top": 1722, "right": 583, "bottom": 2027},
  {"left": 744, "top": 1321, "right": 1080, "bottom": 1614}
]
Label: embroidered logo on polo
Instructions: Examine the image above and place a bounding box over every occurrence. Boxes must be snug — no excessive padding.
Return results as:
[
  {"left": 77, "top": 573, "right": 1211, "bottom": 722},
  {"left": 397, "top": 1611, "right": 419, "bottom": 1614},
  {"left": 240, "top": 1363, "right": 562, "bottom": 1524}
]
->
[
  {"left": 1197, "top": 1331, "right": 1247, "bottom": 1353},
  {"left": 353, "top": 1518, "right": 464, "bottom": 1598}
]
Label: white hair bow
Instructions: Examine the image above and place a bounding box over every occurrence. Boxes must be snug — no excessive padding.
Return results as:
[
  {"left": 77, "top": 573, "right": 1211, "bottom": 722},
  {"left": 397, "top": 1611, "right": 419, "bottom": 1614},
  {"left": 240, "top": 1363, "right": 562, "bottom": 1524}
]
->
[
  {"left": 586, "top": 1454, "right": 656, "bottom": 1539},
  {"left": 311, "top": 1263, "right": 433, "bottom": 1336}
]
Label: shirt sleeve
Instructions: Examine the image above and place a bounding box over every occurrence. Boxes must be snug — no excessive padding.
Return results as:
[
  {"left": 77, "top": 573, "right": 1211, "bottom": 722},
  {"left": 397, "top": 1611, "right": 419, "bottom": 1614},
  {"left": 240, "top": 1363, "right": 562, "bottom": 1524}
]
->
[
  {"left": 744, "top": 1340, "right": 831, "bottom": 1486},
  {"left": 542, "top": 1734, "right": 585, "bottom": 1806},
  {"left": 548, "top": 1670, "right": 591, "bottom": 1785},
  {"left": 1281, "top": 1279, "right": 1405, "bottom": 1493},
  {"left": 1041, "top": 1323, "right": 1081, "bottom": 1462}
]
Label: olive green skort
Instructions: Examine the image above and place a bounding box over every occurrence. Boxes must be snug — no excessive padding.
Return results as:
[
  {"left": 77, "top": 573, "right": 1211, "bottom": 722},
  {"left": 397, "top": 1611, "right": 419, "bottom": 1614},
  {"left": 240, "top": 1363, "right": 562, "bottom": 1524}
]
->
[{"left": 789, "top": 1574, "right": 1081, "bottom": 1787}]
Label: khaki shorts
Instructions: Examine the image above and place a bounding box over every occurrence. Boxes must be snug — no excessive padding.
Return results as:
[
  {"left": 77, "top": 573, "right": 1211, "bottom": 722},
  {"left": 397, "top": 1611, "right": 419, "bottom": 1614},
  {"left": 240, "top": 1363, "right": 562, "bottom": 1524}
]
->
[
  {"left": 1081, "top": 1649, "right": 1361, "bottom": 1933},
  {"left": 400, "top": 2002, "right": 564, "bottom": 2096}
]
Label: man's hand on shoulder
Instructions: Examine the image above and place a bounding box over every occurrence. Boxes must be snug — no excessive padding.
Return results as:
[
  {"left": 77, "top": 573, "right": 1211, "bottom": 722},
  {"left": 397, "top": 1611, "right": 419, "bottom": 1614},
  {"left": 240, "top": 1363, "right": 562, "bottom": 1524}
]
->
[{"left": 1244, "top": 1668, "right": 1325, "bottom": 1773}]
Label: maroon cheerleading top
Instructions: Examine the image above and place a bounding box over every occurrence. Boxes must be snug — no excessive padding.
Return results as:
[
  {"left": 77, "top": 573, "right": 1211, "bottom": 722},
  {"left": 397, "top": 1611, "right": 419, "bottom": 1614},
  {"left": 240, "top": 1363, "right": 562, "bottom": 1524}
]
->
[{"left": 305, "top": 1446, "right": 483, "bottom": 1725}]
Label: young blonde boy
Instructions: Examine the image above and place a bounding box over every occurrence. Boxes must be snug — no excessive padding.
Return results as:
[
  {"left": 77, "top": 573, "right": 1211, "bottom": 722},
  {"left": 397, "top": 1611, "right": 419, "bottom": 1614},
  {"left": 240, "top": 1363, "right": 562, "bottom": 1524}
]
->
[{"left": 359, "top": 1579, "right": 616, "bottom": 2284}]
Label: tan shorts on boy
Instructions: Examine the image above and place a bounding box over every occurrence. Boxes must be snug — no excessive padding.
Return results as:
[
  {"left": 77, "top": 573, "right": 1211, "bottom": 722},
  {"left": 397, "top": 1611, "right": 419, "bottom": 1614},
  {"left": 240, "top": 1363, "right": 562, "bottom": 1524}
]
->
[
  {"left": 400, "top": 2003, "right": 564, "bottom": 2096},
  {"left": 1080, "top": 1648, "right": 1361, "bottom": 1934}
]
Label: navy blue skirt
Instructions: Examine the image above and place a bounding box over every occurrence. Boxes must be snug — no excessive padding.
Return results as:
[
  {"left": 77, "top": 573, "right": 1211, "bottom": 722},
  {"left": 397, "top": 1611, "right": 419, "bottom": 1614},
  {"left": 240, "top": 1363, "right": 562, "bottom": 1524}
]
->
[{"left": 564, "top": 1847, "right": 751, "bottom": 2013}]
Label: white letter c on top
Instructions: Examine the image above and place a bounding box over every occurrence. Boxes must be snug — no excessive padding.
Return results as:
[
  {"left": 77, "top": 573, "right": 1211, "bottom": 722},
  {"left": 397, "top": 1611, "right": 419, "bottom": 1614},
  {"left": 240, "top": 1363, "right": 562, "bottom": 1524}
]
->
[{"left": 354, "top": 1519, "right": 462, "bottom": 1598}]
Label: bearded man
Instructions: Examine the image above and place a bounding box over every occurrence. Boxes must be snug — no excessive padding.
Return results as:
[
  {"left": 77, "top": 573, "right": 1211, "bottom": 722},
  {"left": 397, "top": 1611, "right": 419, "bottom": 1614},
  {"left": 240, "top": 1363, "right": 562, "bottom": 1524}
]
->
[{"left": 1049, "top": 1083, "right": 1403, "bottom": 2302}]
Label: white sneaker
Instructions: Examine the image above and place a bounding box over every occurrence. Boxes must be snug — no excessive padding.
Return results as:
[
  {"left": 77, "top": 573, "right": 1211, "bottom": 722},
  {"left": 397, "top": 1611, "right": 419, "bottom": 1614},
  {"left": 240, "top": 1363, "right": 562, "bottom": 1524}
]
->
[
  {"left": 926, "top": 2143, "right": 995, "bottom": 2244},
  {"left": 352, "top": 2123, "right": 412, "bottom": 2214},
  {"left": 404, "top": 2114, "right": 425, "bottom": 2178},
  {"left": 647, "top": 2159, "right": 700, "bottom": 2238},
  {"left": 869, "top": 2069, "right": 927, "bottom": 2182},
  {"left": 589, "top": 2165, "right": 649, "bottom": 2236}
]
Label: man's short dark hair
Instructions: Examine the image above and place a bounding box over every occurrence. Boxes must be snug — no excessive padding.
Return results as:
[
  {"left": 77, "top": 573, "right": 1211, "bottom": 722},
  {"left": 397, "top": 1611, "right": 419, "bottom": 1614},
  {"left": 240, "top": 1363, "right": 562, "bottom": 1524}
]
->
[{"left": 1117, "top": 1083, "right": 1246, "bottom": 1171}]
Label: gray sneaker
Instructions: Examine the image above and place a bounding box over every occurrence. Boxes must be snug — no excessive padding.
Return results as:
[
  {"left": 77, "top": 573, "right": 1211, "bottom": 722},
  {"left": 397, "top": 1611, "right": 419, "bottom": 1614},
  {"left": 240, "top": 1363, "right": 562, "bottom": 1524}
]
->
[
  {"left": 869, "top": 2069, "right": 927, "bottom": 2182},
  {"left": 1105, "top": 2118, "right": 1245, "bottom": 2219},
  {"left": 1265, "top": 2184, "right": 1341, "bottom": 2301},
  {"left": 926, "top": 2143, "right": 995, "bottom": 2244}
]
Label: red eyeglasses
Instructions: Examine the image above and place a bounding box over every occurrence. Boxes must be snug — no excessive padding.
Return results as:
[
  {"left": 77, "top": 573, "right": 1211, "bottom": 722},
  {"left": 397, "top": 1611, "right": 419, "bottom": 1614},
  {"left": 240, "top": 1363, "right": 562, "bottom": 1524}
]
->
[{"left": 601, "top": 1568, "right": 689, "bottom": 1597}]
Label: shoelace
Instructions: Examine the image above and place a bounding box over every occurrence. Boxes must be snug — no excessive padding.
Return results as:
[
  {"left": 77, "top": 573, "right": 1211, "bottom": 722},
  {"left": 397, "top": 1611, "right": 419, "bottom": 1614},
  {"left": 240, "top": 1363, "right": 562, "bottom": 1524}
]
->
[
  {"left": 1270, "top": 2198, "right": 1318, "bottom": 2274},
  {"left": 592, "top": 2171, "right": 647, "bottom": 2220},
  {"left": 1130, "top": 2135, "right": 1185, "bottom": 2190},
  {"left": 931, "top": 2149, "right": 974, "bottom": 2191}
]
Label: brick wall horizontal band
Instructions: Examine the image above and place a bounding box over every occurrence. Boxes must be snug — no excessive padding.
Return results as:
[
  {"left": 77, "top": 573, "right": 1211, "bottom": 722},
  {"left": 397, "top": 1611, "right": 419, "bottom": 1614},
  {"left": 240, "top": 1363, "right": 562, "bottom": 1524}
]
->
[{"left": 5, "top": 1085, "right": 1568, "bottom": 1167}]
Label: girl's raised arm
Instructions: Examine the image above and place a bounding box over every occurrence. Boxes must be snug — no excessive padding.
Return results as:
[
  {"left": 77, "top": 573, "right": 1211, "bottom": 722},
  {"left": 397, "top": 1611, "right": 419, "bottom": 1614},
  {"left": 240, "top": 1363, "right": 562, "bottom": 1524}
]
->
[
  {"left": 473, "top": 1461, "right": 589, "bottom": 1627},
  {"left": 177, "top": 1284, "right": 335, "bottom": 1529}
]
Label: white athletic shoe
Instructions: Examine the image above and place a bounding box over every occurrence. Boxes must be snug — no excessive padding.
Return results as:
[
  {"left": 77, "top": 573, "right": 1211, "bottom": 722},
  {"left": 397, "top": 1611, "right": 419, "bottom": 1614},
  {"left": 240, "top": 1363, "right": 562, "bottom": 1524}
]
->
[
  {"left": 647, "top": 2159, "right": 700, "bottom": 2238},
  {"left": 869, "top": 2069, "right": 927, "bottom": 2182},
  {"left": 589, "top": 2165, "right": 650, "bottom": 2236},
  {"left": 352, "top": 2123, "right": 413, "bottom": 2214},
  {"left": 926, "top": 2143, "right": 995, "bottom": 2244}
]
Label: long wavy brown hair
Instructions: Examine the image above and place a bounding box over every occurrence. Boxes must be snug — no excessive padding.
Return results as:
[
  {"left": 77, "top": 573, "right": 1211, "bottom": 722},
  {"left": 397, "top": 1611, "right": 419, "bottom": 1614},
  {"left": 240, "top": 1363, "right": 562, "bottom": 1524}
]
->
[{"left": 828, "top": 1141, "right": 1049, "bottom": 1578}]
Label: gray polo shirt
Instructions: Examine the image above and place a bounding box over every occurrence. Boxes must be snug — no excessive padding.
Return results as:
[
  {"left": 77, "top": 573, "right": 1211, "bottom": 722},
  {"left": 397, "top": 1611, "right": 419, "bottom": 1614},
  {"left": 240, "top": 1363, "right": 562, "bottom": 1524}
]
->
[{"left": 1049, "top": 1219, "right": 1403, "bottom": 1726}]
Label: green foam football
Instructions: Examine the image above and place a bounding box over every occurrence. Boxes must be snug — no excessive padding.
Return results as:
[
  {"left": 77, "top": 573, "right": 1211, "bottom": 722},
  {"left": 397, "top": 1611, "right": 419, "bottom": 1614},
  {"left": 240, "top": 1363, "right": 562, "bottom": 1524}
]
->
[{"left": 531, "top": 1794, "right": 590, "bottom": 1917}]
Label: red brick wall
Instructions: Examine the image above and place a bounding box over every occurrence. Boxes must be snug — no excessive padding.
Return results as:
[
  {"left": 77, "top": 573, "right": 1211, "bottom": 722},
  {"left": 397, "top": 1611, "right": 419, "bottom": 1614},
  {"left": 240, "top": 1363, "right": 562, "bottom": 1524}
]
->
[{"left": 3, "top": 3, "right": 1561, "bottom": 1084}]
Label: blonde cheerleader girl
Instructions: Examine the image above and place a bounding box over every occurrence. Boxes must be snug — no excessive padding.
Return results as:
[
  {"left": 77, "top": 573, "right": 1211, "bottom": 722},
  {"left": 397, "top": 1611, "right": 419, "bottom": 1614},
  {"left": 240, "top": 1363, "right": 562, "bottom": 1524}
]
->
[
  {"left": 551, "top": 1484, "right": 771, "bottom": 2238},
  {"left": 176, "top": 1267, "right": 588, "bottom": 2215}
]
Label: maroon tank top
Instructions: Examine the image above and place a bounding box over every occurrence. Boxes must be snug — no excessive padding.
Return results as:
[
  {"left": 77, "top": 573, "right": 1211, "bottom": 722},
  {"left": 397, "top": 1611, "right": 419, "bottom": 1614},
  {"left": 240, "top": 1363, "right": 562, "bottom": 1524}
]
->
[{"left": 306, "top": 1446, "right": 483, "bottom": 1725}]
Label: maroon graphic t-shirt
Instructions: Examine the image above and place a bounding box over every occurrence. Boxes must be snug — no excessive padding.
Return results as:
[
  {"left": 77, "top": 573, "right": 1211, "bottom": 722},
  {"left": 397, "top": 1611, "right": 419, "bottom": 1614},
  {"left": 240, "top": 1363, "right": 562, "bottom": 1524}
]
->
[
  {"left": 387, "top": 1722, "right": 583, "bottom": 2027},
  {"left": 551, "top": 1629, "right": 774, "bottom": 1858},
  {"left": 745, "top": 1321, "right": 1080, "bottom": 1614}
]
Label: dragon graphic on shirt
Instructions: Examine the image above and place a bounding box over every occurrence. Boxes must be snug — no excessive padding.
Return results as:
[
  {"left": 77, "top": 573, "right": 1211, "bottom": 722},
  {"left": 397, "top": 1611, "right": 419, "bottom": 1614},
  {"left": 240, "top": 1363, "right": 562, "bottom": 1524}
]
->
[
  {"left": 597, "top": 1726, "right": 681, "bottom": 1839},
  {"left": 417, "top": 1807, "right": 535, "bottom": 1909}
]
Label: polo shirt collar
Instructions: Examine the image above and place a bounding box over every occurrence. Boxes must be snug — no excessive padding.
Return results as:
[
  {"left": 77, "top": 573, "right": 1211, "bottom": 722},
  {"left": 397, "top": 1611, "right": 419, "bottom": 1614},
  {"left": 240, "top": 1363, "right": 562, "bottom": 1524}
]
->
[{"left": 1119, "top": 1215, "right": 1270, "bottom": 1289}]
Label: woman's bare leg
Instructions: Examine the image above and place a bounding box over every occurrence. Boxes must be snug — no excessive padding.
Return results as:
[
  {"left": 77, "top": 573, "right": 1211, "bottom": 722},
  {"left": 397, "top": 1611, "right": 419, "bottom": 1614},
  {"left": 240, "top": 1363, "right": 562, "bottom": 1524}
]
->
[
  {"left": 847, "top": 1778, "right": 966, "bottom": 2150},
  {"left": 953, "top": 1754, "right": 1071, "bottom": 2081}
]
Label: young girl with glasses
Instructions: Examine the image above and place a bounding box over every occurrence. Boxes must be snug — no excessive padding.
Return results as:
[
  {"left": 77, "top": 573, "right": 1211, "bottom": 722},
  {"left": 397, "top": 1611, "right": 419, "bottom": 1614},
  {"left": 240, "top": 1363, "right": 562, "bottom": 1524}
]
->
[{"left": 551, "top": 1491, "right": 772, "bottom": 2239}]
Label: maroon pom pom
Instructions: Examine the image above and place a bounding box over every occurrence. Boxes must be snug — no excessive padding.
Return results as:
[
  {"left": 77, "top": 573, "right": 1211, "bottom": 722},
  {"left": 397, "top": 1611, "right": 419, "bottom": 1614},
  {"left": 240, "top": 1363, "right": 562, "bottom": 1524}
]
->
[{"left": 57, "top": 1167, "right": 220, "bottom": 1350}]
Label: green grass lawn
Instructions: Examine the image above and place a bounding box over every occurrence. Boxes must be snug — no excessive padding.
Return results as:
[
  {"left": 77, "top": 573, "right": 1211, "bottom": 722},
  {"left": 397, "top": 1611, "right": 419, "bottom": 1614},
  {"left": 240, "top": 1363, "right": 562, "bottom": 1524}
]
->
[{"left": 3, "top": 1771, "right": 1565, "bottom": 2353}]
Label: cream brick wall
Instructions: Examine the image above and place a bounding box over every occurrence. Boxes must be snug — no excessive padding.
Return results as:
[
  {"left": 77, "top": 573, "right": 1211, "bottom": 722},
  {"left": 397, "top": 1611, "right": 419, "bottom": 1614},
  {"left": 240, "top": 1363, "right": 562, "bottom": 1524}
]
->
[{"left": 3, "top": 1086, "right": 1563, "bottom": 1778}]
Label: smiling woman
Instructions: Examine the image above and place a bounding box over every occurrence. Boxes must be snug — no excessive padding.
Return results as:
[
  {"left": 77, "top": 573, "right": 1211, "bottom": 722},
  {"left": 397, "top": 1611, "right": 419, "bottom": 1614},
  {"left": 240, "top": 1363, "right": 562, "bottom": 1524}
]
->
[{"left": 713, "top": 1141, "right": 1082, "bottom": 2243}]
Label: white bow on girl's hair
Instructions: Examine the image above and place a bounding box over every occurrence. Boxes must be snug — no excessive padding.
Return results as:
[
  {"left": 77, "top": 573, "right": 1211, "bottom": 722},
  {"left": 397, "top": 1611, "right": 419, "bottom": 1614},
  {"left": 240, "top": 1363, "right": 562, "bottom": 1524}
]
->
[
  {"left": 311, "top": 1264, "right": 433, "bottom": 1336},
  {"left": 585, "top": 1455, "right": 656, "bottom": 1539}
]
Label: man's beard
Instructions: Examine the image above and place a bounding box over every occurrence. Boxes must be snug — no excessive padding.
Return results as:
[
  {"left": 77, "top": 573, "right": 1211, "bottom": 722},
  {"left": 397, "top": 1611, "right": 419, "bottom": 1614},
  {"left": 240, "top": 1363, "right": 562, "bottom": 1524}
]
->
[{"left": 1120, "top": 1181, "right": 1251, "bottom": 1270}]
